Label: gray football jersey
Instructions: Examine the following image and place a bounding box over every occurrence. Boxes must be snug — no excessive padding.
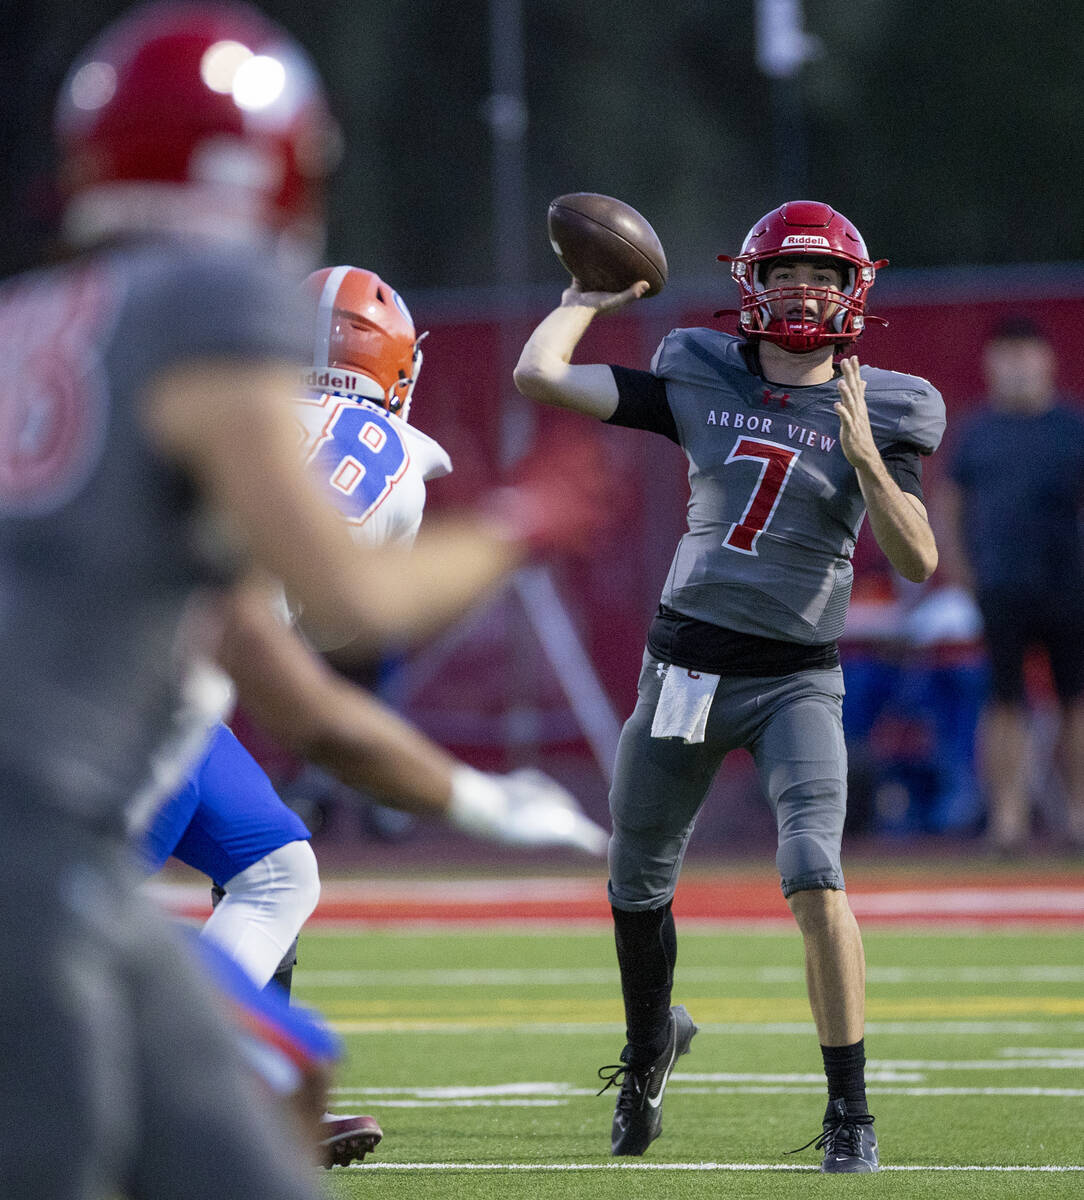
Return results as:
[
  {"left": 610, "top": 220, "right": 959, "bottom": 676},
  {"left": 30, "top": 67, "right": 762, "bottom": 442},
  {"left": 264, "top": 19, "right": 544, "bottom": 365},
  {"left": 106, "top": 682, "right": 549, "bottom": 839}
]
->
[
  {"left": 652, "top": 329, "right": 945, "bottom": 643},
  {"left": 0, "top": 242, "right": 310, "bottom": 833}
]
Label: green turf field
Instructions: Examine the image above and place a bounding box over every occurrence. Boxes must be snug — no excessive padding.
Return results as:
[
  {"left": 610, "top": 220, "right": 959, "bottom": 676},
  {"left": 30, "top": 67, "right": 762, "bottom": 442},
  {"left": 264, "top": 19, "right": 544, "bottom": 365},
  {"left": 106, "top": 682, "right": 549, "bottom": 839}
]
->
[{"left": 297, "top": 923, "right": 1084, "bottom": 1198}]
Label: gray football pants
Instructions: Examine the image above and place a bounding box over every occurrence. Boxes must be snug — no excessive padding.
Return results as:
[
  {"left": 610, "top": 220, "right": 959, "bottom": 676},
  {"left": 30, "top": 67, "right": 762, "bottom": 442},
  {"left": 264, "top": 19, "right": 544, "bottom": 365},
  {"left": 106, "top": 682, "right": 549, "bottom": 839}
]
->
[
  {"left": 0, "top": 800, "right": 321, "bottom": 1200},
  {"left": 608, "top": 652, "right": 849, "bottom": 910}
]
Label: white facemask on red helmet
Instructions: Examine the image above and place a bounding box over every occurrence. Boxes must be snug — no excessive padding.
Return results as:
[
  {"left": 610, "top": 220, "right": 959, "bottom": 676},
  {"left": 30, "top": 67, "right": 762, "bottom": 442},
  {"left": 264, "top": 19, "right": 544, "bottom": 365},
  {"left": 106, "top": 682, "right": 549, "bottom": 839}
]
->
[
  {"left": 718, "top": 201, "right": 887, "bottom": 353},
  {"left": 53, "top": 1, "right": 340, "bottom": 263},
  {"left": 302, "top": 266, "right": 425, "bottom": 423}
]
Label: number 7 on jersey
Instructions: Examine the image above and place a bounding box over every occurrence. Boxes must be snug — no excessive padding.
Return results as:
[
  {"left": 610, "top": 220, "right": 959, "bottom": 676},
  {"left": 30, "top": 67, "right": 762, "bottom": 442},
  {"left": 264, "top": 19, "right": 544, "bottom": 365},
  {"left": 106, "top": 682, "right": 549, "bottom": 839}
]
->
[{"left": 723, "top": 437, "right": 801, "bottom": 554}]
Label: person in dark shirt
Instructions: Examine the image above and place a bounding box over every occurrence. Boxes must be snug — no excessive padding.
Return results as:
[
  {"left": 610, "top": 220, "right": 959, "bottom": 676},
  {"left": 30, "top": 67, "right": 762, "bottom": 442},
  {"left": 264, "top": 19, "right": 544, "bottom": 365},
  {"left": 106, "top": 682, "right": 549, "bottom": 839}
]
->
[{"left": 941, "top": 317, "right": 1084, "bottom": 854}]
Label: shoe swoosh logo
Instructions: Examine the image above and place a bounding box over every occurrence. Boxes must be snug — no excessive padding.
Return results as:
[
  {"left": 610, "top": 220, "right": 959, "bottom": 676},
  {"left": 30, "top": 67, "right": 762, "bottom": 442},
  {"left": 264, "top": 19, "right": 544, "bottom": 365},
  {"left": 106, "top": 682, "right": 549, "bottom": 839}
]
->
[{"left": 645, "top": 1040, "right": 678, "bottom": 1109}]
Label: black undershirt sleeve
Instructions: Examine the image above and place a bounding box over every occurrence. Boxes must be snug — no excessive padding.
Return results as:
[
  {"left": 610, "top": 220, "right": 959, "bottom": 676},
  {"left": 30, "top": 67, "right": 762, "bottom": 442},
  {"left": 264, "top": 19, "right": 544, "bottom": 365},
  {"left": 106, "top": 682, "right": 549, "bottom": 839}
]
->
[
  {"left": 604, "top": 365, "right": 679, "bottom": 444},
  {"left": 878, "top": 442, "right": 924, "bottom": 502},
  {"left": 605, "top": 362, "right": 922, "bottom": 498}
]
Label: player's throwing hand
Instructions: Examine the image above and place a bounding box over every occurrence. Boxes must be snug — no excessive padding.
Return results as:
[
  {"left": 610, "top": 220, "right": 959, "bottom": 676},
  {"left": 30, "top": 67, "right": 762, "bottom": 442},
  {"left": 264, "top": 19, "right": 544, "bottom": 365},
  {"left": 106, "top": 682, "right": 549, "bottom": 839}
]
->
[
  {"left": 561, "top": 278, "right": 650, "bottom": 314},
  {"left": 833, "top": 356, "right": 879, "bottom": 471}
]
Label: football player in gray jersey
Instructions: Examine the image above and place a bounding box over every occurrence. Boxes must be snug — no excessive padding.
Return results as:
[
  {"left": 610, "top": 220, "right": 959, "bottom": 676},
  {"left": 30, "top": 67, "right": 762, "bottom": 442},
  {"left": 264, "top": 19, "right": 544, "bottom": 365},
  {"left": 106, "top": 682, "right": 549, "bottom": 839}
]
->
[
  {"left": 515, "top": 200, "right": 946, "bottom": 1173},
  {"left": 0, "top": 4, "right": 606, "bottom": 1198}
]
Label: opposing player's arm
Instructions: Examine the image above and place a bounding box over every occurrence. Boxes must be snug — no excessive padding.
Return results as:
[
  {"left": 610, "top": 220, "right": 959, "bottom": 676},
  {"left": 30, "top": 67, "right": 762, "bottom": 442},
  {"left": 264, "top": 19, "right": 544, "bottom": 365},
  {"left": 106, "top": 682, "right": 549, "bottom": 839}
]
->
[
  {"left": 834, "top": 357, "right": 939, "bottom": 583},
  {"left": 513, "top": 279, "right": 648, "bottom": 418},
  {"left": 217, "top": 582, "right": 458, "bottom": 813},
  {"left": 142, "top": 359, "right": 523, "bottom": 656},
  {"left": 216, "top": 583, "right": 607, "bottom": 854}
]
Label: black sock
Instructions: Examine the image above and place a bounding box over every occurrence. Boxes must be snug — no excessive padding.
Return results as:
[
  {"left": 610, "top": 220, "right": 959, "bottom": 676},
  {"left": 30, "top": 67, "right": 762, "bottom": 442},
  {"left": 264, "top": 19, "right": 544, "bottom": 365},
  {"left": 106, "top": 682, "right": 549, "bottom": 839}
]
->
[
  {"left": 269, "top": 958, "right": 294, "bottom": 996},
  {"left": 266, "top": 936, "right": 299, "bottom": 1000},
  {"left": 612, "top": 902, "right": 676, "bottom": 1064},
  {"left": 821, "top": 1039, "right": 868, "bottom": 1118}
]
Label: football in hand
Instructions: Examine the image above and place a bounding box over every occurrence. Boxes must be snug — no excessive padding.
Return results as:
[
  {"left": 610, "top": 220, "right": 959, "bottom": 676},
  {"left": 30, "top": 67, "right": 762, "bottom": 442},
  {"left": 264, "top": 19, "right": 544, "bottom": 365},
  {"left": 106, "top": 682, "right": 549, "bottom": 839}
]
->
[{"left": 547, "top": 193, "right": 668, "bottom": 297}]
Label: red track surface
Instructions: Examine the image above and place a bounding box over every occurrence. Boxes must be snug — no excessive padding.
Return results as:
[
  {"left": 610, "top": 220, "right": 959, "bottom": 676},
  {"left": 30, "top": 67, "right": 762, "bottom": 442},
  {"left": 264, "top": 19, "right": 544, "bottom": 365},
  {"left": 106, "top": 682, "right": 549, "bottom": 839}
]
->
[{"left": 150, "top": 871, "right": 1084, "bottom": 926}]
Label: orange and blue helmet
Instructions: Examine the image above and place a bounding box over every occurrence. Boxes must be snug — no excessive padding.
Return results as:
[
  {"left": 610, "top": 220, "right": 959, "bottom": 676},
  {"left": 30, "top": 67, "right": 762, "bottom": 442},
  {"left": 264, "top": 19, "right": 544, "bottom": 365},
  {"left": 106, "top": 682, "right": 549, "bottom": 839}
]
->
[{"left": 302, "top": 266, "right": 425, "bottom": 422}]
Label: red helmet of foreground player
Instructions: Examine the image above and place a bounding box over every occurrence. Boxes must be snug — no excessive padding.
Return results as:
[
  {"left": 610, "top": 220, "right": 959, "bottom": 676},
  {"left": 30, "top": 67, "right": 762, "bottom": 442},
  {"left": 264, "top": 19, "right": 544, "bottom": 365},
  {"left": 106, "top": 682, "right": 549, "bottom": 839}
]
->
[
  {"left": 303, "top": 267, "right": 426, "bottom": 422},
  {"left": 53, "top": 1, "right": 339, "bottom": 257},
  {"left": 718, "top": 201, "right": 887, "bottom": 353}
]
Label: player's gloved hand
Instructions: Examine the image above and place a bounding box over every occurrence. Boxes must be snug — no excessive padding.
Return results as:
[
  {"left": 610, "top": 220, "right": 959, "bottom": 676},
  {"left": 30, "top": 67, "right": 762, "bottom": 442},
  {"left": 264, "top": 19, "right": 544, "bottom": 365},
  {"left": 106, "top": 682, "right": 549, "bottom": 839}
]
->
[
  {"left": 447, "top": 765, "right": 609, "bottom": 855},
  {"left": 482, "top": 430, "right": 623, "bottom": 558}
]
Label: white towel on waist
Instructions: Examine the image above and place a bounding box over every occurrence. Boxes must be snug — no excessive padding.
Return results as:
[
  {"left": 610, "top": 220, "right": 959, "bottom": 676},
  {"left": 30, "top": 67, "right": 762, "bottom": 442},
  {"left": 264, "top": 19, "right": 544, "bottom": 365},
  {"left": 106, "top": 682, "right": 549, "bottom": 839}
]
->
[{"left": 650, "top": 665, "right": 721, "bottom": 744}]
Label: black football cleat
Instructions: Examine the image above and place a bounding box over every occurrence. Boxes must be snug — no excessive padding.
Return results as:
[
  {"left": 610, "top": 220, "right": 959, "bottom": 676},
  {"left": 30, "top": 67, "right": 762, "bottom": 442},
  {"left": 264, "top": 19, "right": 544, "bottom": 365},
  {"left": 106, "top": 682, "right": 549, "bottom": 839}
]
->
[
  {"left": 788, "top": 1098, "right": 879, "bottom": 1173},
  {"left": 596, "top": 1004, "right": 698, "bottom": 1156},
  {"left": 319, "top": 1112, "right": 383, "bottom": 1168}
]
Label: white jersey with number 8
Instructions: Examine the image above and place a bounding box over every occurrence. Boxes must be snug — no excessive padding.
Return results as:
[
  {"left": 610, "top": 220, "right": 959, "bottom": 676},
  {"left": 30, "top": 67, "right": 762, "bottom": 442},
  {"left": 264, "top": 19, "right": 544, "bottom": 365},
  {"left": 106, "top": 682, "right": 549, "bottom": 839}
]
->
[{"left": 294, "top": 392, "right": 451, "bottom": 548}]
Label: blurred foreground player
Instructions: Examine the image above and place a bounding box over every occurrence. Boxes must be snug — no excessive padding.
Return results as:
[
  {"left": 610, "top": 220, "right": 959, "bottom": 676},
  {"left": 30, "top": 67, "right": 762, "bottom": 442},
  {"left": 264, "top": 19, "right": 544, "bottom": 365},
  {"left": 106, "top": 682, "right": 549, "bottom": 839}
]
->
[
  {"left": 0, "top": 5, "right": 603, "bottom": 1197},
  {"left": 515, "top": 201, "right": 946, "bottom": 1172}
]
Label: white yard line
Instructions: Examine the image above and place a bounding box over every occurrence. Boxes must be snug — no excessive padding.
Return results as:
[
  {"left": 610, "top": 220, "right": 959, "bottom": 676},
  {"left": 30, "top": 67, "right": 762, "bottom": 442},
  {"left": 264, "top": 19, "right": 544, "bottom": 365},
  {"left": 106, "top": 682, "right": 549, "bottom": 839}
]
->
[
  {"left": 335, "top": 1083, "right": 571, "bottom": 1097},
  {"left": 1002, "top": 1047, "right": 1084, "bottom": 1057},
  {"left": 666, "top": 1086, "right": 1084, "bottom": 1097},
  {"left": 346, "top": 1161, "right": 1084, "bottom": 1173},
  {"left": 331, "top": 1077, "right": 1084, "bottom": 1099},
  {"left": 680, "top": 1058, "right": 1084, "bottom": 1075},
  {"left": 331, "top": 1087, "right": 1084, "bottom": 1103},
  {"left": 334, "top": 1099, "right": 568, "bottom": 1108}
]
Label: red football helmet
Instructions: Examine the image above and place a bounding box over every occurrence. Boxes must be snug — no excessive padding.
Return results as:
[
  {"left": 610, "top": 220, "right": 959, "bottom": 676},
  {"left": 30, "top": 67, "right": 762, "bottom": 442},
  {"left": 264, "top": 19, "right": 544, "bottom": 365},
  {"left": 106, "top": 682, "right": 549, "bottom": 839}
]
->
[
  {"left": 303, "top": 267, "right": 425, "bottom": 421},
  {"left": 718, "top": 201, "right": 887, "bottom": 352},
  {"left": 53, "top": 1, "right": 339, "bottom": 259}
]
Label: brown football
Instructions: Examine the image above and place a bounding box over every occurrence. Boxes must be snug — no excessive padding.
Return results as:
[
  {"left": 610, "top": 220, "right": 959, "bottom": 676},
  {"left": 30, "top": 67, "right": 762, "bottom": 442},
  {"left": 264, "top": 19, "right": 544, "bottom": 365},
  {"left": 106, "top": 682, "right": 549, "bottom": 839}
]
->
[{"left": 547, "top": 193, "right": 668, "bottom": 297}]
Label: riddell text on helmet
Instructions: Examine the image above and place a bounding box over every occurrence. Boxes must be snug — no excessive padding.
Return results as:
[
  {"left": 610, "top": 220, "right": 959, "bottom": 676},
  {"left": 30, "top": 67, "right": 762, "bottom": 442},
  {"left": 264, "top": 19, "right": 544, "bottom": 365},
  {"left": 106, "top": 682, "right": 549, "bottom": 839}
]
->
[
  {"left": 301, "top": 368, "right": 363, "bottom": 393},
  {"left": 780, "top": 235, "right": 831, "bottom": 248}
]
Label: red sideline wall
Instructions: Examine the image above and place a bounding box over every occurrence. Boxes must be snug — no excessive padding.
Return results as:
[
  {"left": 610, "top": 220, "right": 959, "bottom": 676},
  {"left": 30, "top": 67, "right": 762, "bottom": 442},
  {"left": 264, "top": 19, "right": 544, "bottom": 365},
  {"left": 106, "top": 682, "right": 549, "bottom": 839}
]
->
[
  {"left": 400, "top": 266, "right": 1084, "bottom": 732},
  {"left": 230, "top": 266, "right": 1084, "bottom": 852}
]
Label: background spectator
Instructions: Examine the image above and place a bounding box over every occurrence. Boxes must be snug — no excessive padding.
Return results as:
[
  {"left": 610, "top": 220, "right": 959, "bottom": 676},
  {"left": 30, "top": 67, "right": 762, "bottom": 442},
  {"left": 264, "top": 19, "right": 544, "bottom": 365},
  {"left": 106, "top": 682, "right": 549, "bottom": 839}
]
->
[{"left": 939, "top": 318, "right": 1084, "bottom": 854}]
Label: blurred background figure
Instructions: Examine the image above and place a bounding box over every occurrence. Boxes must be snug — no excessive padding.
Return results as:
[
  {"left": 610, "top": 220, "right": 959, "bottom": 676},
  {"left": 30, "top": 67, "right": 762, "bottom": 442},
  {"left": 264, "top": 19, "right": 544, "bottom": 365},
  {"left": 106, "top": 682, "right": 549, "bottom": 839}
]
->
[{"left": 940, "top": 318, "right": 1084, "bottom": 854}]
